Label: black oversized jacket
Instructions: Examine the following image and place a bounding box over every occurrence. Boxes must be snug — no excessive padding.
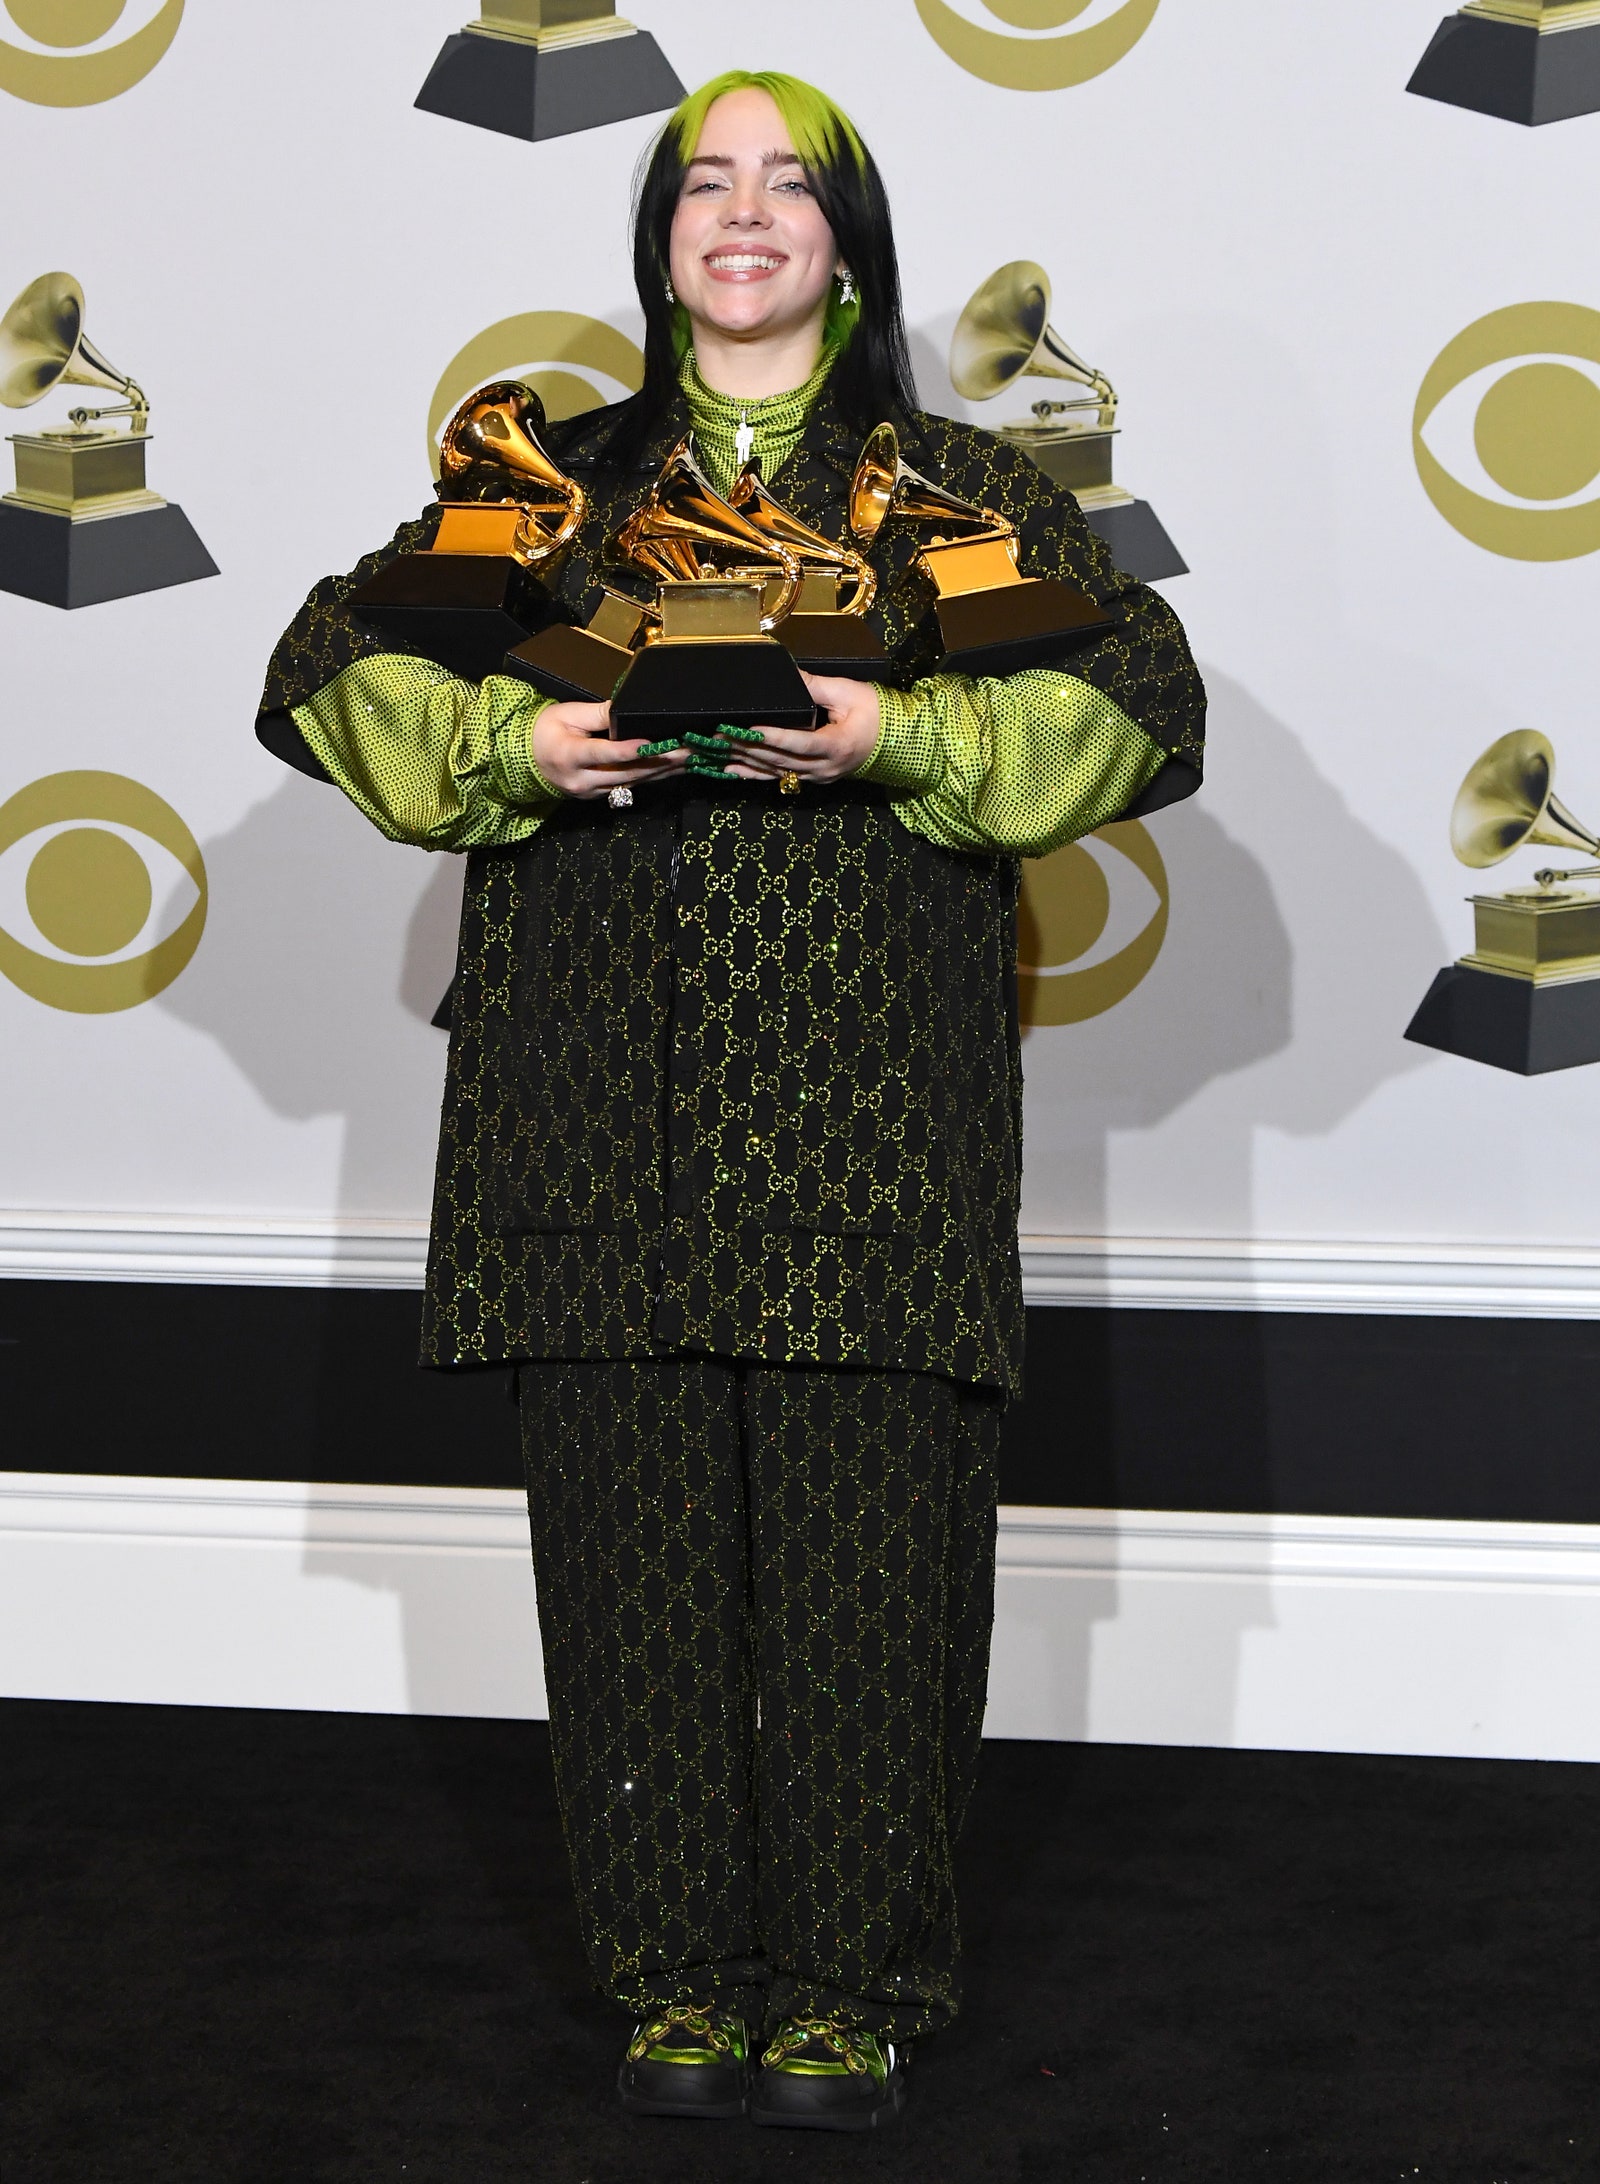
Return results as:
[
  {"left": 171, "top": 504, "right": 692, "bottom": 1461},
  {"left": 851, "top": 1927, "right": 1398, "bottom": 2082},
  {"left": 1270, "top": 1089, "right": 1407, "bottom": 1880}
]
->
[{"left": 259, "top": 381, "right": 1205, "bottom": 1392}]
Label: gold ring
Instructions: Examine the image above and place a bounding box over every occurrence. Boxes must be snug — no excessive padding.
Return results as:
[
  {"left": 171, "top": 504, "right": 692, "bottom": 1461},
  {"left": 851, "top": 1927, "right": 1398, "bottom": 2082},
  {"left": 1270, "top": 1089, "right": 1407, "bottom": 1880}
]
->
[{"left": 779, "top": 771, "right": 801, "bottom": 796}]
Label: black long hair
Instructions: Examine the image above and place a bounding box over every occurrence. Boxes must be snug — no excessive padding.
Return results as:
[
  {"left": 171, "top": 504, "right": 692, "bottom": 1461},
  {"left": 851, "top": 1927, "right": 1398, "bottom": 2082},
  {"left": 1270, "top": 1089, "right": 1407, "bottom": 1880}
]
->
[{"left": 607, "top": 70, "right": 918, "bottom": 465}]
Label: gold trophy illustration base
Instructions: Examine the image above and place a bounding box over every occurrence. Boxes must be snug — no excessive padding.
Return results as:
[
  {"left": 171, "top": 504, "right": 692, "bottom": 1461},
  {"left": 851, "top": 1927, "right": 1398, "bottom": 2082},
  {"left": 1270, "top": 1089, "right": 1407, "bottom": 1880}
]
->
[
  {"left": 502, "top": 589, "right": 649, "bottom": 703},
  {"left": 0, "top": 431, "right": 215, "bottom": 609},
  {"left": 1405, "top": 729, "right": 1600, "bottom": 1071},
  {"left": 1408, "top": 3, "right": 1600, "bottom": 125},
  {"left": 416, "top": 1, "right": 684, "bottom": 143},
  {"left": 609, "top": 580, "right": 818, "bottom": 742},
  {"left": 1002, "top": 422, "right": 1188, "bottom": 584}
]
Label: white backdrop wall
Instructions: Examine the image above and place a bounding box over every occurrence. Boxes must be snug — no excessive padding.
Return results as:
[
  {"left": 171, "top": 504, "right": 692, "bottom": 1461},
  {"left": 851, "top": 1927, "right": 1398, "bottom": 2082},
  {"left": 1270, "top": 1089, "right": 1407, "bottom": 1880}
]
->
[{"left": 2, "top": 0, "right": 1597, "bottom": 1293}]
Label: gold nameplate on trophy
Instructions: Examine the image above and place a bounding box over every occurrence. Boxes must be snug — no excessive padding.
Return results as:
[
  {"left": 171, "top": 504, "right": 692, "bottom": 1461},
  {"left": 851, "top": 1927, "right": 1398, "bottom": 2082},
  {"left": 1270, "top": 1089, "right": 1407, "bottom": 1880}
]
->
[
  {"left": 850, "top": 420, "right": 1112, "bottom": 674},
  {"left": 346, "top": 380, "right": 585, "bottom": 677},
  {"left": 0, "top": 270, "right": 215, "bottom": 607},
  {"left": 1406, "top": 729, "right": 1600, "bottom": 1072}
]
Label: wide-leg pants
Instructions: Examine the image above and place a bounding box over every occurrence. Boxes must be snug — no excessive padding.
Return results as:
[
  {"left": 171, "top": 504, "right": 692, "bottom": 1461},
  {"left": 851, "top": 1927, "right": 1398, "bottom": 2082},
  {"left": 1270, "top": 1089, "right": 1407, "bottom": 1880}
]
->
[{"left": 517, "top": 1357, "right": 1001, "bottom": 2043}]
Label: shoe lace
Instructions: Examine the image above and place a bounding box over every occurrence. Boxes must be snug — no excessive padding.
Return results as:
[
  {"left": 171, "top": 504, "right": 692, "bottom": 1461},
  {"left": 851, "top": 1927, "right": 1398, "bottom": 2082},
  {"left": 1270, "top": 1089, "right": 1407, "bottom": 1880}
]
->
[
  {"left": 761, "top": 2016, "right": 886, "bottom": 2080},
  {"left": 627, "top": 2005, "right": 739, "bottom": 2064}
]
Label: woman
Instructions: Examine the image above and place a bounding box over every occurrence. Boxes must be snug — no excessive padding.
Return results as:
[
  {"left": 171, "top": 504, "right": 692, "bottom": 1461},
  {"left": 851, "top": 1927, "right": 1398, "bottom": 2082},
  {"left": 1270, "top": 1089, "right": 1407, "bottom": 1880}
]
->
[{"left": 258, "top": 70, "right": 1204, "bottom": 2133}]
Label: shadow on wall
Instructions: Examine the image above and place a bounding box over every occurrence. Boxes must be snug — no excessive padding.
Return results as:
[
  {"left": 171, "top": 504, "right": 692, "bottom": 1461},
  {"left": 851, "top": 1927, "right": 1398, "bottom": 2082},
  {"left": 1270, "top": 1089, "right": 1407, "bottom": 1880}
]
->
[{"left": 1000, "top": 671, "right": 1449, "bottom": 1745}]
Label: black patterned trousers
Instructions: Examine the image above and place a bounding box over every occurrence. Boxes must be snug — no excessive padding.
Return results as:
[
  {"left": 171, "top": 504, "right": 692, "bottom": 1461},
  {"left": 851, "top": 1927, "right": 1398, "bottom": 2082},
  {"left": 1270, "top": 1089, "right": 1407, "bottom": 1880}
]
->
[{"left": 517, "top": 1357, "right": 1002, "bottom": 2043}]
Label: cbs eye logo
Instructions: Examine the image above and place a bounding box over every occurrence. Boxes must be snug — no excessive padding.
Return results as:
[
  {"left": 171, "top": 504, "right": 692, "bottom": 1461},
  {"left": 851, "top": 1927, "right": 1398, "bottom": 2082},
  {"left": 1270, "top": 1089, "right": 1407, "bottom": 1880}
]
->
[
  {"left": 427, "top": 311, "right": 645, "bottom": 482},
  {"left": 915, "top": 0, "right": 1161, "bottom": 90},
  {"left": 1018, "top": 818, "right": 1167, "bottom": 1029},
  {"left": 1415, "top": 303, "right": 1600, "bottom": 562},
  {"left": 0, "top": 0, "right": 184, "bottom": 106},
  {"left": 0, "top": 772, "right": 206, "bottom": 1013}
]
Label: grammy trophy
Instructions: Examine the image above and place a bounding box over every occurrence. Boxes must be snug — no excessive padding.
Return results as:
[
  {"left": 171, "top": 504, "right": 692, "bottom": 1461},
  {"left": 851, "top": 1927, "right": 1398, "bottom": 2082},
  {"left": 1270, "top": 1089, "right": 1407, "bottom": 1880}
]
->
[
  {"left": 850, "top": 421, "right": 1112, "bottom": 676},
  {"left": 0, "top": 271, "right": 216, "bottom": 609},
  {"left": 950, "top": 260, "right": 1186, "bottom": 584},
  {"left": 505, "top": 436, "right": 817, "bottom": 738},
  {"left": 346, "top": 382, "right": 584, "bottom": 681},
  {"left": 1406, "top": 731, "right": 1600, "bottom": 1073}
]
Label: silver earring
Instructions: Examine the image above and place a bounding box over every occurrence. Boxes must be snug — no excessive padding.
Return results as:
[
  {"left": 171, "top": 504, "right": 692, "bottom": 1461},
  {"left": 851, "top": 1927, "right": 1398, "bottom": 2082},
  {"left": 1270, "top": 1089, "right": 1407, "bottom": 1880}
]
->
[
  {"left": 838, "top": 267, "right": 856, "bottom": 307},
  {"left": 664, "top": 275, "right": 676, "bottom": 305}
]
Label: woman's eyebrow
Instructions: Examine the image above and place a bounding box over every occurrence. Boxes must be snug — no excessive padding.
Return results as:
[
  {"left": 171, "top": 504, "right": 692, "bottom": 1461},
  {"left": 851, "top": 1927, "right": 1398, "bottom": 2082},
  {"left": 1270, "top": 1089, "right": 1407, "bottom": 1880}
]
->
[{"left": 684, "top": 148, "right": 803, "bottom": 171}]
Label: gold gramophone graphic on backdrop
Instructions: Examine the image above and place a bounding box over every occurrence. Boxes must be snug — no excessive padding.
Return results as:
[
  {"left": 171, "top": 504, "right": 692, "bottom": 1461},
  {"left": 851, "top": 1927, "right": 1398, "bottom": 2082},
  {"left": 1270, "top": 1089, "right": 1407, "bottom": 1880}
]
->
[
  {"left": 1408, "top": 2, "right": 1600, "bottom": 129},
  {"left": 415, "top": 0, "right": 684, "bottom": 145},
  {"left": 949, "top": 260, "right": 1187, "bottom": 584},
  {"left": 346, "top": 381, "right": 585, "bottom": 679},
  {"left": 849, "top": 420, "right": 1113, "bottom": 675},
  {"left": 1406, "top": 730, "right": 1600, "bottom": 1073},
  {"left": 0, "top": 271, "right": 216, "bottom": 609}
]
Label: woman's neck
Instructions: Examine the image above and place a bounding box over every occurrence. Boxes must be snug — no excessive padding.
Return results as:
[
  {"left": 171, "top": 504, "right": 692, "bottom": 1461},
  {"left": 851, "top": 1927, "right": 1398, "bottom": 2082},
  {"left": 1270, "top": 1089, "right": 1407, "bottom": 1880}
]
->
[{"left": 688, "top": 314, "right": 828, "bottom": 402}]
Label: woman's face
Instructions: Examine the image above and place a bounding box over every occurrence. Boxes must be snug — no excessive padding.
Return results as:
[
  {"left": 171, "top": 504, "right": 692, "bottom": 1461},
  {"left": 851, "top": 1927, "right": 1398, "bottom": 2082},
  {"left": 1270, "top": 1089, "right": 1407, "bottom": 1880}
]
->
[{"left": 668, "top": 88, "right": 841, "bottom": 349}]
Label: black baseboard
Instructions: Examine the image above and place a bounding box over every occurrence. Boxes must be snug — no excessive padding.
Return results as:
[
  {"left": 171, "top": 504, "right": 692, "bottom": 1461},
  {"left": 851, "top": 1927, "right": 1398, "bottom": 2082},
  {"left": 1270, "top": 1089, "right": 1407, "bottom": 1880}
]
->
[{"left": 4, "top": 1278, "right": 1597, "bottom": 1521}]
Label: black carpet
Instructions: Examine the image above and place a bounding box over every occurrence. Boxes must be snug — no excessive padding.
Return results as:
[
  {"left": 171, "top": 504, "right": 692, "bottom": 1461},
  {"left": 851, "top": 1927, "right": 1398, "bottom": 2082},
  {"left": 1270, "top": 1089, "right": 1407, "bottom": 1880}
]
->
[{"left": 3, "top": 1702, "right": 1596, "bottom": 2183}]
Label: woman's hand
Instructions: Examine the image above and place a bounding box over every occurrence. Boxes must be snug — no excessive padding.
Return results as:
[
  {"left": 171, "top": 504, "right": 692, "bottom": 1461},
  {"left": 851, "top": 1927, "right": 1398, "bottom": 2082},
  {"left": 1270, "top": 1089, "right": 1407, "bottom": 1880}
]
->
[
  {"left": 529, "top": 697, "right": 689, "bottom": 799},
  {"left": 720, "top": 672, "right": 881, "bottom": 787}
]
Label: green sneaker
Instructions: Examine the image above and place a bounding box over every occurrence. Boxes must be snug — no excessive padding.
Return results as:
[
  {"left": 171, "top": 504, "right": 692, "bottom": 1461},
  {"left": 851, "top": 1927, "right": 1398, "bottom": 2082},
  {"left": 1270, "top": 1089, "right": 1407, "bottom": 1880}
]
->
[
  {"left": 617, "top": 2005, "right": 750, "bottom": 2120},
  {"left": 750, "top": 2015, "right": 909, "bottom": 2132}
]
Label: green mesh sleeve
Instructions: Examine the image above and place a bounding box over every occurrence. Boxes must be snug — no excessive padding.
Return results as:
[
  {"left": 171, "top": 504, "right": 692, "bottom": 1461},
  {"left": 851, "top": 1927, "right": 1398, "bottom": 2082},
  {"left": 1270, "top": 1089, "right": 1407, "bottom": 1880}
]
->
[
  {"left": 290, "top": 655, "right": 560, "bottom": 852},
  {"left": 860, "top": 669, "right": 1166, "bottom": 859}
]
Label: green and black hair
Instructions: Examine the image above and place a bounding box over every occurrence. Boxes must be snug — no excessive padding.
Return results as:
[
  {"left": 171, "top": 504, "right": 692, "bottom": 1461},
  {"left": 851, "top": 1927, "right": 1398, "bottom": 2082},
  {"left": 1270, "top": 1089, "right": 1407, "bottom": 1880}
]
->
[{"left": 619, "top": 70, "right": 918, "bottom": 455}]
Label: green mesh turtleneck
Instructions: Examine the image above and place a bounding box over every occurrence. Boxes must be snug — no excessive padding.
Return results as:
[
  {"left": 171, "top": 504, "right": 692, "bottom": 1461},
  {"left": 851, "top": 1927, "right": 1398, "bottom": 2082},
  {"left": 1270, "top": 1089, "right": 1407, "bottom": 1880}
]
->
[{"left": 678, "top": 342, "right": 838, "bottom": 497}]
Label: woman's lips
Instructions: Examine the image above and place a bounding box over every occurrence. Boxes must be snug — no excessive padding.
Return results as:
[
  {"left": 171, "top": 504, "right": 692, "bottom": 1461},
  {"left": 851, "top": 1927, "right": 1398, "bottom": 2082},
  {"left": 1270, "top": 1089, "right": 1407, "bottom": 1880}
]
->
[{"left": 703, "top": 251, "right": 788, "bottom": 283}]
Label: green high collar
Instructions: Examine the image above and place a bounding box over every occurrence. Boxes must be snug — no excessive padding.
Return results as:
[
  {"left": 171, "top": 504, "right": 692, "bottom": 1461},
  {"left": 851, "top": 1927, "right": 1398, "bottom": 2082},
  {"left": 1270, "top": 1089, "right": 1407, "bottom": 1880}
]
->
[{"left": 679, "top": 342, "right": 839, "bottom": 497}]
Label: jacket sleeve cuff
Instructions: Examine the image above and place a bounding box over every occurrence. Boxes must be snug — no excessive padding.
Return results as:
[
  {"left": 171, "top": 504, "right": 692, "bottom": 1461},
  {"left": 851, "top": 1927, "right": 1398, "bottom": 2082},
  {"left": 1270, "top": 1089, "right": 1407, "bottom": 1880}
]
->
[
  {"left": 857, "top": 683, "right": 946, "bottom": 794},
  {"left": 484, "top": 676, "right": 560, "bottom": 807}
]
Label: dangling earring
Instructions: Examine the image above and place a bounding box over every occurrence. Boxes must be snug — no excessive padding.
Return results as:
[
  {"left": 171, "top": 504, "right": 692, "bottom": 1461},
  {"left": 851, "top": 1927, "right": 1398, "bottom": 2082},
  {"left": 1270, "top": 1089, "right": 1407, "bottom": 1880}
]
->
[
  {"left": 837, "top": 266, "right": 856, "bottom": 307},
  {"left": 664, "top": 275, "right": 676, "bottom": 305}
]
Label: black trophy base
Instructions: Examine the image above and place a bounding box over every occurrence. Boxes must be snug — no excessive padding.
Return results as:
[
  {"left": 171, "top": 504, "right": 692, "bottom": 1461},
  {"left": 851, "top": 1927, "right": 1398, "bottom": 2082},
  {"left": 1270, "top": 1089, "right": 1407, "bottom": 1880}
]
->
[
  {"left": 502, "top": 621, "right": 633, "bottom": 704},
  {"left": 415, "top": 27, "right": 685, "bottom": 142},
  {"left": 1407, "top": 15, "right": 1600, "bottom": 125},
  {"left": 346, "top": 554, "right": 551, "bottom": 682},
  {"left": 1082, "top": 498, "right": 1189, "bottom": 583},
  {"left": 777, "top": 614, "right": 894, "bottom": 682},
  {"left": 610, "top": 638, "right": 817, "bottom": 741},
  {"left": 0, "top": 500, "right": 216, "bottom": 608},
  {"left": 936, "top": 576, "right": 1115, "bottom": 676},
  {"left": 1405, "top": 964, "right": 1600, "bottom": 1074}
]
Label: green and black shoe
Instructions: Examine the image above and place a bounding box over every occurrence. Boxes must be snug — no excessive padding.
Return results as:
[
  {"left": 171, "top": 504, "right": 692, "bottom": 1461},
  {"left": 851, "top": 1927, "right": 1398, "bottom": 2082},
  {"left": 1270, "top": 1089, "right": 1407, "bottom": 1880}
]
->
[
  {"left": 750, "top": 2016, "right": 909, "bottom": 2132},
  {"left": 617, "top": 2006, "right": 750, "bottom": 2120}
]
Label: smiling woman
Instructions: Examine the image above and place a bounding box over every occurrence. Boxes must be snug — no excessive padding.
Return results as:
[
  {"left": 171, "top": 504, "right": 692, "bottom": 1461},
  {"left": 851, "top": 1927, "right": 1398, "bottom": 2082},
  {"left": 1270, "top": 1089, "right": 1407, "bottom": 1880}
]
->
[{"left": 256, "top": 66, "right": 1204, "bottom": 2137}]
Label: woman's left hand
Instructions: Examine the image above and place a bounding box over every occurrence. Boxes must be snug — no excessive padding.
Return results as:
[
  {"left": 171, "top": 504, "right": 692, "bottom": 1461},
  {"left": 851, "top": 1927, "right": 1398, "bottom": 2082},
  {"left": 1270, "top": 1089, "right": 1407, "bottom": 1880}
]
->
[{"left": 720, "top": 672, "right": 881, "bottom": 786}]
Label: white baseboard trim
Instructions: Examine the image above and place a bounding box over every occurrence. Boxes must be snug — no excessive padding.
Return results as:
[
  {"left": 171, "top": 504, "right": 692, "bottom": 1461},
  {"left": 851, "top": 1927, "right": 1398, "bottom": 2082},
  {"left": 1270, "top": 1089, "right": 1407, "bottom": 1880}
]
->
[
  {"left": 7, "top": 1212, "right": 1600, "bottom": 1316},
  {"left": 8, "top": 1473, "right": 1600, "bottom": 1761}
]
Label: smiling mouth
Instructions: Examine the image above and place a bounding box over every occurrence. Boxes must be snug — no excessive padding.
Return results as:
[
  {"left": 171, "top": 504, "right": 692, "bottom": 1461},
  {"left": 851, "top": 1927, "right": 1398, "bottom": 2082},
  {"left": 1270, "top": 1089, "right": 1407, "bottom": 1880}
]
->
[{"left": 704, "top": 252, "right": 787, "bottom": 277}]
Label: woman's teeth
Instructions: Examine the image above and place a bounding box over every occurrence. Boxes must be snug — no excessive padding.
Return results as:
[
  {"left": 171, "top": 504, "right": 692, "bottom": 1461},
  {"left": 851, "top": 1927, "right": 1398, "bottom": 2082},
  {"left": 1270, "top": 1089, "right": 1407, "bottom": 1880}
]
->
[{"left": 707, "top": 254, "right": 784, "bottom": 271}]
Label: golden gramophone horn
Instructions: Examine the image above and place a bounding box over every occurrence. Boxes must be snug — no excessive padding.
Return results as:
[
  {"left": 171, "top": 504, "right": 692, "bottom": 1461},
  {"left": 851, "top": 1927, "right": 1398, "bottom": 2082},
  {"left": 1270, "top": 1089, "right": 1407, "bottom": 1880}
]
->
[
  {"left": 848, "top": 422, "right": 1012, "bottom": 550},
  {"left": 1450, "top": 730, "right": 1600, "bottom": 869},
  {"left": 435, "top": 380, "right": 588, "bottom": 560},
  {"left": 726, "top": 462, "right": 877, "bottom": 617},
  {"left": 0, "top": 270, "right": 147, "bottom": 427},
  {"left": 614, "top": 436, "right": 804, "bottom": 629},
  {"left": 949, "top": 260, "right": 1117, "bottom": 427}
]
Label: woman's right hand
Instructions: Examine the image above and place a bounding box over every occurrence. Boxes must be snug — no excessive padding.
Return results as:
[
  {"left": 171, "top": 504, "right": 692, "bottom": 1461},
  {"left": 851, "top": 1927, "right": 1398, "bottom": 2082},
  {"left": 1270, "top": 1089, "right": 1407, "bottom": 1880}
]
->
[{"left": 529, "top": 698, "right": 689, "bottom": 800}]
